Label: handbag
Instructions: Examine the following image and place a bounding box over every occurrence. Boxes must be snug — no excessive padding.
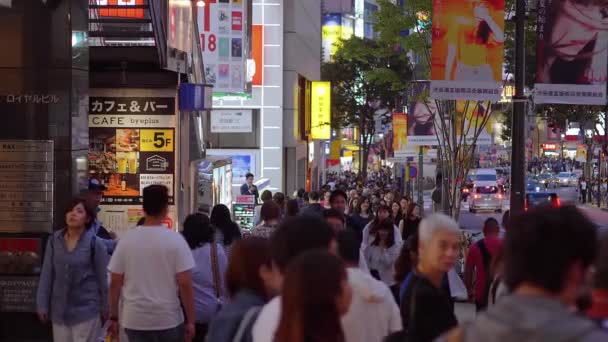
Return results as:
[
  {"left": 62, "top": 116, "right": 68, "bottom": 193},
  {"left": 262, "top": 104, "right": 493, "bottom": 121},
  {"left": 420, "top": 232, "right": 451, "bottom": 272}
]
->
[{"left": 210, "top": 243, "right": 223, "bottom": 311}]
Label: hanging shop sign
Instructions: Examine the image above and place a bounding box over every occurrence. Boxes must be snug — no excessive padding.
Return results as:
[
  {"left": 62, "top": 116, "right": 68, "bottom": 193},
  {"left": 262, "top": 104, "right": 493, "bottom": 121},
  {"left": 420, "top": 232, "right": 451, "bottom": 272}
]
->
[{"left": 311, "top": 82, "right": 331, "bottom": 140}]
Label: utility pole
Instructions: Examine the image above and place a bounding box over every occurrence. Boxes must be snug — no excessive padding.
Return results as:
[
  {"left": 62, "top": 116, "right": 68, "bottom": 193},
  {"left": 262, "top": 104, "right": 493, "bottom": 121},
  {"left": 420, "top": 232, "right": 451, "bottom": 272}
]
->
[
  {"left": 509, "top": 0, "right": 526, "bottom": 215},
  {"left": 418, "top": 146, "right": 424, "bottom": 215}
]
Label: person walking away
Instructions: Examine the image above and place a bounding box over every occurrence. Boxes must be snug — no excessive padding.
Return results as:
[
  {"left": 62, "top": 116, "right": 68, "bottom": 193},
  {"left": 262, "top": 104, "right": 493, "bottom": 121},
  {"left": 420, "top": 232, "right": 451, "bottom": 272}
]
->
[
  {"left": 248, "top": 201, "right": 281, "bottom": 239},
  {"left": 274, "top": 250, "right": 352, "bottom": 342},
  {"left": 349, "top": 196, "right": 374, "bottom": 246},
  {"left": 439, "top": 205, "right": 608, "bottom": 342},
  {"left": 182, "top": 213, "right": 228, "bottom": 341},
  {"left": 37, "top": 198, "right": 109, "bottom": 342},
  {"left": 285, "top": 199, "right": 300, "bottom": 217},
  {"left": 365, "top": 219, "right": 401, "bottom": 286},
  {"left": 107, "top": 185, "right": 196, "bottom": 342},
  {"left": 207, "top": 238, "right": 280, "bottom": 342},
  {"left": 241, "top": 173, "right": 259, "bottom": 203},
  {"left": 400, "top": 214, "right": 459, "bottom": 341},
  {"left": 432, "top": 186, "right": 442, "bottom": 213},
  {"left": 399, "top": 203, "right": 422, "bottom": 241},
  {"left": 587, "top": 234, "right": 608, "bottom": 327},
  {"left": 210, "top": 204, "right": 242, "bottom": 254},
  {"left": 464, "top": 217, "right": 502, "bottom": 312},
  {"left": 253, "top": 190, "right": 273, "bottom": 226},
  {"left": 301, "top": 190, "right": 324, "bottom": 217},
  {"left": 272, "top": 192, "right": 286, "bottom": 219},
  {"left": 336, "top": 231, "right": 402, "bottom": 342},
  {"left": 581, "top": 177, "right": 588, "bottom": 204},
  {"left": 392, "top": 235, "right": 419, "bottom": 303},
  {"left": 84, "top": 179, "right": 118, "bottom": 254},
  {"left": 251, "top": 216, "right": 337, "bottom": 342},
  {"left": 296, "top": 188, "right": 306, "bottom": 209}
]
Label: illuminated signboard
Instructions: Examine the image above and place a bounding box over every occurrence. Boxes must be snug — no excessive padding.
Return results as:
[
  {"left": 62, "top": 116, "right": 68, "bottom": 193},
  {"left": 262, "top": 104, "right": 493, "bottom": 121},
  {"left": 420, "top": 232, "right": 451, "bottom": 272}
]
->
[
  {"left": 311, "top": 82, "right": 331, "bottom": 140},
  {"left": 96, "top": 0, "right": 145, "bottom": 19},
  {"left": 322, "top": 14, "right": 353, "bottom": 62},
  {"left": 542, "top": 143, "right": 557, "bottom": 150}
]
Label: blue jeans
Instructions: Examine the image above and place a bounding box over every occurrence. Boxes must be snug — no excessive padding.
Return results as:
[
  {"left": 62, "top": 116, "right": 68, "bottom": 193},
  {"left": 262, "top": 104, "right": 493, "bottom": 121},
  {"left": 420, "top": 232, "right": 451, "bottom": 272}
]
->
[{"left": 125, "top": 324, "right": 184, "bottom": 342}]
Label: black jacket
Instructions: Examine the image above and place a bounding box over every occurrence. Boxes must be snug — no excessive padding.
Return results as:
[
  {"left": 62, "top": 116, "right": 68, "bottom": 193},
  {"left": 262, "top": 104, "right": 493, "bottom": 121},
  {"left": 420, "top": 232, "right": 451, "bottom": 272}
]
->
[
  {"left": 300, "top": 203, "right": 324, "bottom": 217},
  {"left": 400, "top": 272, "right": 457, "bottom": 342}
]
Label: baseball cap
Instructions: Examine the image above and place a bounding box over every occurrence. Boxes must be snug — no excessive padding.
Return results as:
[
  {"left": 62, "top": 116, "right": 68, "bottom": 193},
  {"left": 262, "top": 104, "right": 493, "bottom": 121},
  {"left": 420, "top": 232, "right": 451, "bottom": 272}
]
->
[{"left": 88, "top": 178, "right": 107, "bottom": 191}]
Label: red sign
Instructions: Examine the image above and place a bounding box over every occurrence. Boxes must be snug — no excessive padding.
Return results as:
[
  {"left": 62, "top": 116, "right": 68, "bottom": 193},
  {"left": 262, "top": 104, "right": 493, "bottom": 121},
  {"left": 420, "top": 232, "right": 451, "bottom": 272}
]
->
[
  {"left": 542, "top": 143, "right": 557, "bottom": 150},
  {"left": 252, "top": 25, "right": 264, "bottom": 86},
  {"left": 232, "top": 11, "right": 243, "bottom": 31},
  {"left": 97, "top": 0, "right": 145, "bottom": 19},
  {"left": 236, "top": 195, "right": 256, "bottom": 204}
]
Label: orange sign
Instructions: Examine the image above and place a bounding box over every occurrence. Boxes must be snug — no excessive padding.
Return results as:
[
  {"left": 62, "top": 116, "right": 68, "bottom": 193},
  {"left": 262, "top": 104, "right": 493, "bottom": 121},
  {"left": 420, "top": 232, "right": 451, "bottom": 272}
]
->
[{"left": 97, "top": 0, "right": 145, "bottom": 19}]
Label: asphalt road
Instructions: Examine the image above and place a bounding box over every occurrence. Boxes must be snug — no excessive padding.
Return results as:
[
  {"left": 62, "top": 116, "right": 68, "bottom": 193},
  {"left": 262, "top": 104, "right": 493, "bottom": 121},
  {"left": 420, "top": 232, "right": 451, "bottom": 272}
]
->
[{"left": 458, "top": 185, "right": 608, "bottom": 232}]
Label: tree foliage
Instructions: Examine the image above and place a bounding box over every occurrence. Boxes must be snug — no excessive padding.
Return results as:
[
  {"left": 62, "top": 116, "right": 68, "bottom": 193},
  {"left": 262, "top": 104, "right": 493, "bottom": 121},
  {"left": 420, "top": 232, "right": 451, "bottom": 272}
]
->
[{"left": 322, "top": 36, "right": 412, "bottom": 176}]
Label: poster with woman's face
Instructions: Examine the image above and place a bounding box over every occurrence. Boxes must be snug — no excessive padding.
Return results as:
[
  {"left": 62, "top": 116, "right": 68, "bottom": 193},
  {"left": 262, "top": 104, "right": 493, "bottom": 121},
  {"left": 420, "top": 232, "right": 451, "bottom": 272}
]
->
[
  {"left": 407, "top": 82, "right": 440, "bottom": 146},
  {"left": 535, "top": 0, "right": 608, "bottom": 104}
]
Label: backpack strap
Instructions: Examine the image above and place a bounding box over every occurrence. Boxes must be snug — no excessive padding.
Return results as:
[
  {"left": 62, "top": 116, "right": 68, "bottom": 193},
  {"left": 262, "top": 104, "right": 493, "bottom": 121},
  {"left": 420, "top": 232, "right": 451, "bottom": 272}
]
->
[
  {"left": 232, "top": 306, "right": 261, "bottom": 342},
  {"left": 90, "top": 235, "right": 96, "bottom": 273},
  {"left": 477, "top": 239, "right": 492, "bottom": 275}
]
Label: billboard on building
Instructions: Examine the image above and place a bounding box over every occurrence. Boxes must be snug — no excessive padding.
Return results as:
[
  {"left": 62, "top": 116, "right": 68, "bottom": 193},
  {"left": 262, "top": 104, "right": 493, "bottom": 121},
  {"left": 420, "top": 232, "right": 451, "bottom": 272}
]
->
[
  {"left": 322, "top": 14, "right": 354, "bottom": 62},
  {"left": 392, "top": 112, "right": 407, "bottom": 155},
  {"left": 197, "top": 0, "right": 249, "bottom": 94},
  {"left": 534, "top": 0, "right": 607, "bottom": 105},
  {"left": 430, "top": 0, "right": 505, "bottom": 101},
  {"left": 311, "top": 82, "right": 331, "bottom": 140},
  {"left": 455, "top": 101, "right": 493, "bottom": 145}
]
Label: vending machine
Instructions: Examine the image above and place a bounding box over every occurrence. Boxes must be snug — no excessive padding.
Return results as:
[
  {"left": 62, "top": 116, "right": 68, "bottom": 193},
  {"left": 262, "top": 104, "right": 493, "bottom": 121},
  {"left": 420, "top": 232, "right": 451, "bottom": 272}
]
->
[{"left": 188, "top": 156, "right": 233, "bottom": 214}]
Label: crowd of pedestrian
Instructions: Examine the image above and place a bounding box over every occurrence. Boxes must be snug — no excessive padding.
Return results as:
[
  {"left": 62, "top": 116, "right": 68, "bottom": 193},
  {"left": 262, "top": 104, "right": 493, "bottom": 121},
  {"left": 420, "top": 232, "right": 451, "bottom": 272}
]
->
[{"left": 35, "top": 180, "right": 608, "bottom": 342}]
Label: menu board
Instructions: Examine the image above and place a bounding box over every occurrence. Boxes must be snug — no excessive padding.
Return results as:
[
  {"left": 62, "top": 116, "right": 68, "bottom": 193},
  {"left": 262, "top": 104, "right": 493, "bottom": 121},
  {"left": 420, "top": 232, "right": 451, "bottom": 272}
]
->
[
  {"left": 0, "top": 276, "right": 38, "bottom": 312},
  {"left": 88, "top": 97, "right": 176, "bottom": 205},
  {"left": 0, "top": 141, "right": 53, "bottom": 233},
  {"left": 234, "top": 195, "right": 255, "bottom": 230}
]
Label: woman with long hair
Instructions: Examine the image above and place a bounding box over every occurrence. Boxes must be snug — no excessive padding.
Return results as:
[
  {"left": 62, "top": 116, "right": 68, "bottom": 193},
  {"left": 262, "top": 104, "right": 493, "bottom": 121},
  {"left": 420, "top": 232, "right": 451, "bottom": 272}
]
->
[
  {"left": 37, "top": 198, "right": 109, "bottom": 342},
  {"left": 182, "top": 213, "right": 228, "bottom": 341},
  {"left": 207, "top": 237, "right": 280, "bottom": 342},
  {"left": 365, "top": 219, "right": 402, "bottom": 286},
  {"left": 391, "top": 201, "right": 403, "bottom": 226},
  {"left": 346, "top": 196, "right": 360, "bottom": 216},
  {"left": 399, "top": 203, "right": 422, "bottom": 241},
  {"left": 274, "top": 250, "right": 352, "bottom": 342},
  {"left": 349, "top": 196, "right": 374, "bottom": 245},
  {"left": 361, "top": 205, "right": 402, "bottom": 250},
  {"left": 210, "top": 204, "right": 242, "bottom": 253}
]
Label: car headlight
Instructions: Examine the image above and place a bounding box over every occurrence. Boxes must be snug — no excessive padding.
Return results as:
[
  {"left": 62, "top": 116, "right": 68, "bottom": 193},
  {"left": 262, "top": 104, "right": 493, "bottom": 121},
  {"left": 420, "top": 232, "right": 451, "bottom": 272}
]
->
[{"left": 535, "top": 187, "right": 540, "bottom": 192}]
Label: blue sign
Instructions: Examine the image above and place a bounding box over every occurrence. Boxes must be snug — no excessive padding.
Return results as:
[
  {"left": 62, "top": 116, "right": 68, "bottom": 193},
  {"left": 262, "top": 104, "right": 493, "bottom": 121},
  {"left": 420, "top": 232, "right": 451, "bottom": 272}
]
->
[
  {"left": 409, "top": 166, "right": 418, "bottom": 179},
  {"left": 179, "top": 83, "right": 213, "bottom": 111}
]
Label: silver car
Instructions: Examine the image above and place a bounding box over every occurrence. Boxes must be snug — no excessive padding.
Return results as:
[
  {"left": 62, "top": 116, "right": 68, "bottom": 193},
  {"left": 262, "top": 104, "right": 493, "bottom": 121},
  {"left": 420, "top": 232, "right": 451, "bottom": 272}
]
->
[
  {"left": 469, "top": 185, "right": 503, "bottom": 213},
  {"left": 556, "top": 172, "right": 576, "bottom": 186}
]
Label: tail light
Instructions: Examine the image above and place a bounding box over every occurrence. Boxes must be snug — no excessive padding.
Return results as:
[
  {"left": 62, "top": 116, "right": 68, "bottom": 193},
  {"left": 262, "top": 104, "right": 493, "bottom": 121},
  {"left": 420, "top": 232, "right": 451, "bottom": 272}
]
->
[
  {"left": 495, "top": 194, "right": 503, "bottom": 199},
  {"left": 555, "top": 197, "right": 561, "bottom": 207},
  {"left": 474, "top": 194, "right": 481, "bottom": 199},
  {"left": 463, "top": 188, "right": 469, "bottom": 193},
  {"left": 524, "top": 198, "right": 528, "bottom": 211}
]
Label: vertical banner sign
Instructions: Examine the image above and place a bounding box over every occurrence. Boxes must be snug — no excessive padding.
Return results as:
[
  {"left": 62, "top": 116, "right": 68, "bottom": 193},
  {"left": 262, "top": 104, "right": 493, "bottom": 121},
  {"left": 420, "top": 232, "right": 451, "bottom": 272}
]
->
[
  {"left": 407, "top": 82, "right": 439, "bottom": 146},
  {"left": 430, "top": 0, "right": 505, "bottom": 101},
  {"left": 311, "top": 82, "right": 331, "bottom": 140},
  {"left": 534, "top": 0, "right": 608, "bottom": 105},
  {"left": 198, "top": 0, "right": 248, "bottom": 94},
  {"left": 88, "top": 97, "right": 176, "bottom": 205},
  {"left": 455, "top": 101, "right": 493, "bottom": 145},
  {"left": 392, "top": 112, "right": 408, "bottom": 155}
]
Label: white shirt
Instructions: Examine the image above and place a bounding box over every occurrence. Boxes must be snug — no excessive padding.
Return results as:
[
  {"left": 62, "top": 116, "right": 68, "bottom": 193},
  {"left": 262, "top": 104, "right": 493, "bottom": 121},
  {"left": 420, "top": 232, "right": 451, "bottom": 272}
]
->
[
  {"left": 252, "top": 268, "right": 402, "bottom": 342},
  {"left": 108, "top": 226, "right": 195, "bottom": 330}
]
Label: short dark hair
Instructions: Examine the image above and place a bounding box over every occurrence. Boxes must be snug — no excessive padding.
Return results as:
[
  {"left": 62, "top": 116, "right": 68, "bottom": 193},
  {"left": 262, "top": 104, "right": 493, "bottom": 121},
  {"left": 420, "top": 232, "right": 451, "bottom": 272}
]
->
[
  {"left": 297, "top": 188, "right": 305, "bottom": 198},
  {"left": 309, "top": 191, "right": 320, "bottom": 201},
  {"left": 594, "top": 234, "right": 608, "bottom": 288},
  {"left": 336, "top": 230, "right": 359, "bottom": 264},
  {"left": 226, "top": 237, "right": 272, "bottom": 298},
  {"left": 503, "top": 205, "right": 597, "bottom": 294},
  {"left": 323, "top": 208, "right": 345, "bottom": 224},
  {"left": 260, "top": 190, "right": 273, "bottom": 202},
  {"left": 273, "top": 192, "right": 286, "bottom": 206},
  {"left": 246, "top": 173, "right": 254, "bottom": 179},
  {"left": 182, "top": 213, "right": 214, "bottom": 249},
  {"left": 303, "top": 192, "right": 310, "bottom": 202},
  {"left": 286, "top": 199, "right": 300, "bottom": 217},
  {"left": 260, "top": 200, "right": 281, "bottom": 221},
  {"left": 64, "top": 197, "right": 96, "bottom": 229},
  {"left": 270, "top": 216, "right": 335, "bottom": 272},
  {"left": 142, "top": 185, "right": 169, "bottom": 217},
  {"left": 483, "top": 217, "right": 500, "bottom": 234},
  {"left": 329, "top": 189, "right": 347, "bottom": 204}
]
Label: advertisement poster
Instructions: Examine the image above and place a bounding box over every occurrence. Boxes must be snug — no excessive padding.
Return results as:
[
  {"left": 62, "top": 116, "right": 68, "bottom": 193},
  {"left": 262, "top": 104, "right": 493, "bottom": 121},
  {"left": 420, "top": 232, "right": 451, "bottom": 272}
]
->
[
  {"left": 407, "top": 82, "right": 440, "bottom": 146},
  {"left": 88, "top": 97, "right": 176, "bottom": 206},
  {"left": 392, "top": 112, "right": 408, "bottom": 155},
  {"left": 534, "top": 0, "right": 607, "bottom": 104},
  {"left": 455, "top": 101, "right": 493, "bottom": 145},
  {"left": 206, "top": 149, "right": 258, "bottom": 200},
  {"left": 198, "top": 0, "right": 248, "bottom": 94},
  {"left": 430, "top": 0, "right": 505, "bottom": 101},
  {"left": 233, "top": 195, "right": 255, "bottom": 230}
]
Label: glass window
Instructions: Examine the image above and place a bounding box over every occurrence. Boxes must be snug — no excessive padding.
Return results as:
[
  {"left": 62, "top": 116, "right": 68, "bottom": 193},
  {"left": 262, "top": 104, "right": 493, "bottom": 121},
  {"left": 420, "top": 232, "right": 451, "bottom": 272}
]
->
[
  {"left": 475, "top": 174, "right": 497, "bottom": 181},
  {"left": 476, "top": 186, "right": 498, "bottom": 194}
]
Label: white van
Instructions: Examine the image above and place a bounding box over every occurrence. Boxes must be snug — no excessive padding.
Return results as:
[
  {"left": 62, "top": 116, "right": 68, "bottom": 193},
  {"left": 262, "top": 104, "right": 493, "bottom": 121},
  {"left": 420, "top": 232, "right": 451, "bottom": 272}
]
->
[{"left": 471, "top": 168, "right": 499, "bottom": 188}]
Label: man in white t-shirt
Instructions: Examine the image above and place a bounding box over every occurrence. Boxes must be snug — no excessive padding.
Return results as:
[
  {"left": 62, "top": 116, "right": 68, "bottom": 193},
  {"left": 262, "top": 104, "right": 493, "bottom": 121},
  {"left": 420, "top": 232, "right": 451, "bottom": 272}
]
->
[
  {"left": 108, "top": 185, "right": 196, "bottom": 342},
  {"left": 252, "top": 216, "right": 337, "bottom": 342}
]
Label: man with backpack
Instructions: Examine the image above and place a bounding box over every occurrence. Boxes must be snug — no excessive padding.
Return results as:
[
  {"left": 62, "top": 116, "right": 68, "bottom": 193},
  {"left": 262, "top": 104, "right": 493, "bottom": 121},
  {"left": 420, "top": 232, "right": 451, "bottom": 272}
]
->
[{"left": 464, "top": 218, "right": 502, "bottom": 312}]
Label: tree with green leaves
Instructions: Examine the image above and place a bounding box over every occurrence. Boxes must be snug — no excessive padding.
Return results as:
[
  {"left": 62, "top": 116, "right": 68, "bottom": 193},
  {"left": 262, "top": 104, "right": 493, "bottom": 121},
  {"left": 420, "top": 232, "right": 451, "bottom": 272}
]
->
[{"left": 322, "top": 36, "right": 412, "bottom": 177}]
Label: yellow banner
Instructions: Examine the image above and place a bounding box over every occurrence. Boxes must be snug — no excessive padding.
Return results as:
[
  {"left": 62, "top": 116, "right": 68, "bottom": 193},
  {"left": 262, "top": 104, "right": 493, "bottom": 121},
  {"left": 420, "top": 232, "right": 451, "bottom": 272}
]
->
[
  {"left": 140, "top": 129, "right": 174, "bottom": 152},
  {"left": 311, "top": 82, "right": 331, "bottom": 140},
  {"left": 392, "top": 112, "right": 407, "bottom": 153}
]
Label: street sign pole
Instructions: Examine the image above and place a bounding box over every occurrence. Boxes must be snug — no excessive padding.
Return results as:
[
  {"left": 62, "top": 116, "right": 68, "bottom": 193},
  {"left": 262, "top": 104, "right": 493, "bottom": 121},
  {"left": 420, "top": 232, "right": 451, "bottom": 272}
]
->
[
  {"left": 418, "top": 146, "right": 424, "bottom": 215},
  {"left": 509, "top": 0, "right": 527, "bottom": 215}
]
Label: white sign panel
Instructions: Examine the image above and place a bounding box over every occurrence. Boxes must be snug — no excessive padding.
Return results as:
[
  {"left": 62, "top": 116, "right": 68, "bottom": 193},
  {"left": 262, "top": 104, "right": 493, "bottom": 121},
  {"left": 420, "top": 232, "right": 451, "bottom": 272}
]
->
[
  {"left": 89, "top": 115, "right": 176, "bottom": 128},
  {"left": 210, "top": 110, "right": 253, "bottom": 133},
  {"left": 139, "top": 174, "right": 174, "bottom": 196},
  {"left": 197, "top": 0, "right": 248, "bottom": 94}
]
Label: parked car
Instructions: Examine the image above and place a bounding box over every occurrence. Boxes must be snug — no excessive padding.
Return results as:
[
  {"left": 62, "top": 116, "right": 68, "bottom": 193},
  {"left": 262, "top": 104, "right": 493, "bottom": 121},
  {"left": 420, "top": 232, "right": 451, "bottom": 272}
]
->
[
  {"left": 525, "top": 192, "right": 561, "bottom": 211},
  {"left": 469, "top": 185, "right": 503, "bottom": 213}
]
